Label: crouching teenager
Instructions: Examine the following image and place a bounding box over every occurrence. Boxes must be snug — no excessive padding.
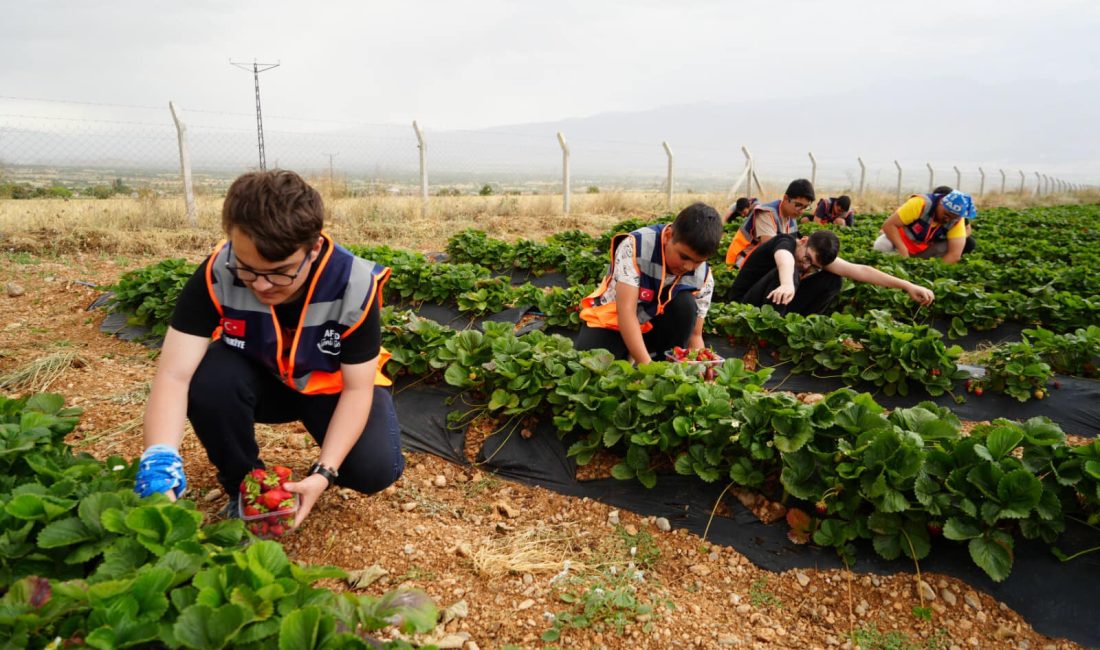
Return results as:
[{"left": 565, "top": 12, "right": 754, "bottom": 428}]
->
[
  {"left": 133, "top": 169, "right": 404, "bottom": 527},
  {"left": 576, "top": 203, "right": 722, "bottom": 364}
]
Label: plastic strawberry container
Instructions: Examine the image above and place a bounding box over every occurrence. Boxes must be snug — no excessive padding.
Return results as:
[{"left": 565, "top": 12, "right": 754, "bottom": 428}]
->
[
  {"left": 239, "top": 493, "right": 299, "bottom": 539},
  {"left": 663, "top": 348, "right": 725, "bottom": 367}
]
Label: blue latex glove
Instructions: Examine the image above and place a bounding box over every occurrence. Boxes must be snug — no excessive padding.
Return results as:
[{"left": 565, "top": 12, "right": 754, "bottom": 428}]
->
[{"left": 134, "top": 444, "right": 187, "bottom": 499}]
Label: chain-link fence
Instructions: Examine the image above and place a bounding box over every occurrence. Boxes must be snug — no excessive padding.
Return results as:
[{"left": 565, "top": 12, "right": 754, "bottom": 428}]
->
[{"left": 0, "top": 96, "right": 1090, "bottom": 202}]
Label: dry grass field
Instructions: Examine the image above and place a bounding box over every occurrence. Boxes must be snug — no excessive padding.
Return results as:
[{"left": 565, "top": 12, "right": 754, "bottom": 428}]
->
[{"left": 2, "top": 185, "right": 1096, "bottom": 259}]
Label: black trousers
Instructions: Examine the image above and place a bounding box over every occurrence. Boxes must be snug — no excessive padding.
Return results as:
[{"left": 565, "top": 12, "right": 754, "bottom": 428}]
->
[
  {"left": 737, "top": 269, "right": 844, "bottom": 316},
  {"left": 188, "top": 341, "right": 405, "bottom": 495},
  {"left": 575, "top": 290, "right": 698, "bottom": 360}
]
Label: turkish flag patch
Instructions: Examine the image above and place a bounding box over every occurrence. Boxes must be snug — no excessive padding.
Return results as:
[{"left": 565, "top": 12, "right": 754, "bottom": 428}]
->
[
  {"left": 638, "top": 288, "right": 655, "bottom": 302},
  {"left": 221, "top": 317, "right": 246, "bottom": 337}
]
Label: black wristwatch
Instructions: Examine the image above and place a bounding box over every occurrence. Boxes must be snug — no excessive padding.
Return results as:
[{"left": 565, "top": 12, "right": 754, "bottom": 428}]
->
[{"left": 308, "top": 462, "right": 339, "bottom": 488}]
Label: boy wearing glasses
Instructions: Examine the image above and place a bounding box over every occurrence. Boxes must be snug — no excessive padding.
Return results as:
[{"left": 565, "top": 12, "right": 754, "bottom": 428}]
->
[
  {"left": 724, "top": 179, "right": 814, "bottom": 268},
  {"left": 726, "top": 230, "right": 935, "bottom": 316},
  {"left": 874, "top": 190, "right": 977, "bottom": 264},
  {"left": 134, "top": 170, "right": 403, "bottom": 528}
]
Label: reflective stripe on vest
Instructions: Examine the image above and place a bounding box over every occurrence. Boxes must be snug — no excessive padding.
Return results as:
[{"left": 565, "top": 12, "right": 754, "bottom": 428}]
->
[
  {"left": 723, "top": 199, "right": 797, "bottom": 268},
  {"left": 205, "top": 232, "right": 392, "bottom": 394},
  {"left": 900, "top": 193, "right": 960, "bottom": 252},
  {"left": 579, "top": 224, "right": 709, "bottom": 331}
]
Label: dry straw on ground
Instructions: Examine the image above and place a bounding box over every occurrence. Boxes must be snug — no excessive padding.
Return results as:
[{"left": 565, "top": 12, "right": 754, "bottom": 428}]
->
[
  {"left": 0, "top": 350, "right": 87, "bottom": 393},
  {"left": 471, "top": 525, "right": 593, "bottom": 578}
]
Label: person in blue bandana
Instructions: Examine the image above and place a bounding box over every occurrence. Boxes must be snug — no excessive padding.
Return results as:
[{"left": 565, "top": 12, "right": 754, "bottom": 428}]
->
[{"left": 874, "top": 190, "right": 977, "bottom": 264}]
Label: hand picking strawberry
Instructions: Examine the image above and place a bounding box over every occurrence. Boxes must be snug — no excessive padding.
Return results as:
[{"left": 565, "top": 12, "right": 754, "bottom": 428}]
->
[{"left": 239, "top": 466, "right": 298, "bottom": 539}]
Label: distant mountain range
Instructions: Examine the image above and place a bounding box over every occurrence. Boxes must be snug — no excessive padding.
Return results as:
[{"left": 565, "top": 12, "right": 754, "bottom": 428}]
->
[{"left": 3, "top": 78, "right": 1095, "bottom": 192}]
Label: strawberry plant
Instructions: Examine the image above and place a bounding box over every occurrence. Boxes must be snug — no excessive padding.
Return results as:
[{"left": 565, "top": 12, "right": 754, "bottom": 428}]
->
[
  {"left": 108, "top": 258, "right": 196, "bottom": 338},
  {"left": 983, "top": 339, "right": 1053, "bottom": 402},
  {"left": 445, "top": 228, "right": 515, "bottom": 268},
  {"left": 0, "top": 393, "right": 439, "bottom": 648}
]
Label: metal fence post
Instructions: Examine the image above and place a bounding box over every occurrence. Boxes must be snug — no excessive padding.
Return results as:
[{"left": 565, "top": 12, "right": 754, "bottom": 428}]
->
[
  {"left": 927, "top": 163, "right": 934, "bottom": 193},
  {"left": 412, "top": 121, "right": 428, "bottom": 218},
  {"left": 953, "top": 166, "right": 962, "bottom": 191},
  {"left": 168, "top": 101, "right": 197, "bottom": 227},
  {"left": 662, "top": 141, "right": 674, "bottom": 210},
  {"left": 1034, "top": 172, "right": 1042, "bottom": 195},
  {"left": 808, "top": 152, "right": 817, "bottom": 188},
  {"left": 1018, "top": 170, "right": 1026, "bottom": 194},
  {"left": 978, "top": 167, "right": 985, "bottom": 197},
  {"left": 999, "top": 169, "right": 1006, "bottom": 194},
  {"left": 741, "top": 146, "right": 759, "bottom": 196},
  {"left": 557, "top": 132, "right": 571, "bottom": 215},
  {"left": 894, "top": 160, "right": 903, "bottom": 205},
  {"left": 857, "top": 157, "right": 867, "bottom": 197}
]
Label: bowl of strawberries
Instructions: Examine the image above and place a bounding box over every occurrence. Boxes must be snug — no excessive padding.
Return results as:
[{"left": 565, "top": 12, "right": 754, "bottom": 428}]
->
[{"left": 239, "top": 466, "right": 298, "bottom": 539}]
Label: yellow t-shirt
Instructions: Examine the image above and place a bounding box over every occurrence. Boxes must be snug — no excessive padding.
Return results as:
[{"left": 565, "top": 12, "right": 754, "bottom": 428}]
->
[{"left": 897, "top": 196, "right": 966, "bottom": 239}]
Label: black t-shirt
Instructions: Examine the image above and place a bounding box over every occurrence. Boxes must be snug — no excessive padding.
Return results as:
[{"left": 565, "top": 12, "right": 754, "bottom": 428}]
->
[
  {"left": 727, "top": 234, "right": 798, "bottom": 302},
  {"left": 170, "top": 243, "right": 381, "bottom": 364}
]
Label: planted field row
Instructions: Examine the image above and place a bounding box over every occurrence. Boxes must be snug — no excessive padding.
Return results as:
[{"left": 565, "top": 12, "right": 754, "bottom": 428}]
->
[
  {"left": 0, "top": 393, "right": 437, "bottom": 648},
  {"left": 377, "top": 310, "right": 1100, "bottom": 583},
  {"left": 108, "top": 246, "right": 1099, "bottom": 401}
]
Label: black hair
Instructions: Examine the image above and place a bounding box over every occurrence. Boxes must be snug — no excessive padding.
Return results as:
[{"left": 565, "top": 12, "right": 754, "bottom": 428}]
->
[
  {"left": 932, "top": 185, "right": 953, "bottom": 195},
  {"left": 671, "top": 202, "right": 723, "bottom": 257},
  {"left": 725, "top": 197, "right": 753, "bottom": 224},
  {"left": 785, "top": 179, "right": 815, "bottom": 202},
  {"left": 807, "top": 230, "right": 840, "bottom": 267},
  {"left": 835, "top": 195, "right": 851, "bottom": 211}
]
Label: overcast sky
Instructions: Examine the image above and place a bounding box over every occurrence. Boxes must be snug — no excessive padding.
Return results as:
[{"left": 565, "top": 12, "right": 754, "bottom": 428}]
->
[
  {"left": 2, "top": 1, "right": 1098, "bottom": 186},
  {"left": 3, "top": 0, "right": 1098, "bottom": 129}
]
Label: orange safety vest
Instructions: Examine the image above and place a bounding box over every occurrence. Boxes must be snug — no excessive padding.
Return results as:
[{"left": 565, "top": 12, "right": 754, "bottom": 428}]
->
[
  {"left": 724, "top": 199, "right": 798, "bottom": 268},
  {"left": 205, "top": 232, "right": 393, "bottom": 393},
  {"left": 580, "top": 224, "right": 709, "bottom": 332},
  {"left": 897, "top": 193, "right": 961, "bottom": 255}
]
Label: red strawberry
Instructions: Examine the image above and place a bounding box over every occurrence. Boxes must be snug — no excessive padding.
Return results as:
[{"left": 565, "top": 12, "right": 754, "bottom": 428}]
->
[
  {"left": 243, "top": 505, "right": 262, "bottom": 517},
  {"left": 973, "top": 386, "right": 984, "bottom": 396},
  {"left": 272, "top": 465, "right": 293, "bottom": 481},
  {"left": 261, "top": 488, "right": 293, "bottom": 511},
  {"left": 927, "top": 522, "right": 943, "bottom": 537},
  {"left": 814, "top": 501, "right": 827, "bottom": 516},
  {"left": 249, "top": 468, "right": 268, "bottom": 483},
  {"left": 930, "top": 368, "right": 941, "bottom": 377},
  {"left": 269, "top": 524, "right": 285, "bottom": 536},
  {"left": 249, "top": 523, "right": 262, "bottom": 535},
  {"left": 758, "top": 339, "right": 768, "bottom": 349}
]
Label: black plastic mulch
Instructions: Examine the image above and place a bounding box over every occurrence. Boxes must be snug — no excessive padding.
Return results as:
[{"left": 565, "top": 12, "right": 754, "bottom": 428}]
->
[{"left": 393, "top": 379, "right": 1100, "bottom": 648}]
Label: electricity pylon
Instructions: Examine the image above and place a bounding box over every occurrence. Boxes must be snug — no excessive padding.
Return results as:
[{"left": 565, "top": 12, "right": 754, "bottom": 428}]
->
[{"left": 230, "top": 59, "right": 280, "bottom": 170}]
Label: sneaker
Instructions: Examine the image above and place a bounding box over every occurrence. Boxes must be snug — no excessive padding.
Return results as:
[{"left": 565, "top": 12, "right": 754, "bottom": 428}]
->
[{"left": 217, "top": 494, "right": 241, "bottom": 520}]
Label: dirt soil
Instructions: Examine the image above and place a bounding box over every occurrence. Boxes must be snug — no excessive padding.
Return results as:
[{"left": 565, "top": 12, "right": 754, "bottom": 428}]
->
[{"left": 0, "top": 252, "right": 1085, "bottom": 650}]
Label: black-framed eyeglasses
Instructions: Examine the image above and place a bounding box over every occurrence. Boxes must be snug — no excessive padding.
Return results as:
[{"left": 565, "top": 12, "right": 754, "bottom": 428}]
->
[
  {"left": 789, "top": 199, "right": 812, "bottom": 211},
  {"left": 225, "top": 243, "right": 310, "bottom": 287}
]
